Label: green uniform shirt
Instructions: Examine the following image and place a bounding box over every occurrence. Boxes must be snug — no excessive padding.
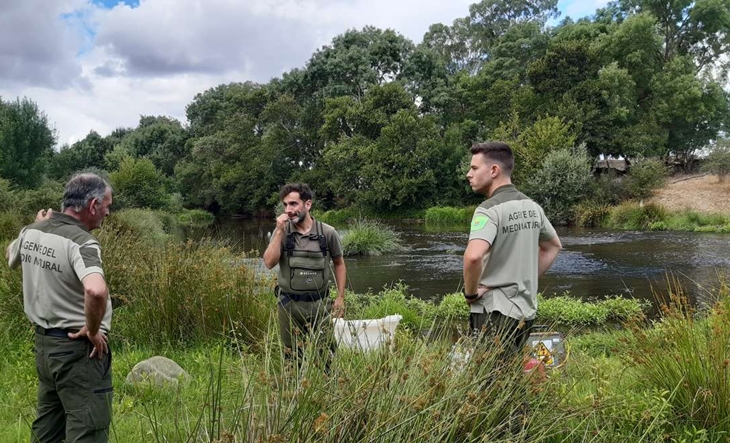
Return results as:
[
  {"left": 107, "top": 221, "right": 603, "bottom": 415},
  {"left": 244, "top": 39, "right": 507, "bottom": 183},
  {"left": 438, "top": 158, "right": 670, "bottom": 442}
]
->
[
  {"left": 275, "top": 219, "right": 343, "bottom": 295},
  {"left": 7, "top": 213, "right": 111, "bottom": 332},
  {"left": 468, "top": 184, "right": 556, "bottom": 321}
]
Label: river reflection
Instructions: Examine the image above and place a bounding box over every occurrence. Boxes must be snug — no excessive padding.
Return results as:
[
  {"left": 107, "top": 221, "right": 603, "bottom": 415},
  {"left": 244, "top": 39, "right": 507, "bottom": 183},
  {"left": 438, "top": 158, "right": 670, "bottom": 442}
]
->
[{"left": 185, "top": 219, "right": 730, "bottom": 308}]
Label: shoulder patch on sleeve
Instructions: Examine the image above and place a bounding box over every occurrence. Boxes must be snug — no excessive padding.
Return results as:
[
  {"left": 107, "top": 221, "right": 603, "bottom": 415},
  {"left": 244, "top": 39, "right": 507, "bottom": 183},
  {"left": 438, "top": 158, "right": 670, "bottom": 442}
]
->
[{"left": 470, "top": 215, "right": 489, "bottom": 231}]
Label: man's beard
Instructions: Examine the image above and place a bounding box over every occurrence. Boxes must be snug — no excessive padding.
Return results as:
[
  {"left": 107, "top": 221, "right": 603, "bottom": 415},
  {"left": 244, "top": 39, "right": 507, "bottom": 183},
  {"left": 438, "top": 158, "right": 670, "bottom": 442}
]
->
[{"left": 290, "top": 210, "right": 307, "bottom": 224}]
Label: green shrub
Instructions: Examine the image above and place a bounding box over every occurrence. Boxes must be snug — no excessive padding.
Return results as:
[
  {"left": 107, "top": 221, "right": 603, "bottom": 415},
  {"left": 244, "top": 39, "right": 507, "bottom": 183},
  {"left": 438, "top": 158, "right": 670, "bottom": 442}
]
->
[
  {"left": 109, "top": 157, "right": 169, "bottom": 210},
  {"left": 648, "top": 210, "right": 730, "bottom": 232},
  {"left": 526, "top": 144, "right": 593, "bottom": 225},
  {"left": 573, "top": 201, "right": 611, "bottom": 227},
  {"left": 0, "top": 212, "right": 27, "bottom": 241},
  {"left": 18, "top": 180, "right": 63, "bottom": 215},
  {"left": 624, "top": 157, "right": 668, "bottom": 199},
  {"left": 341, "top": 219, "right": 403, "bottom": 256},
  {"left": 434, "top": 292, "right": 469, "bottom": 322},
  {"left": 591, "top": 171, "right": 629, "bottom": 205},
  {"left": 537, "top": 292, "right": 649, "bottom": 328},
  {"left": 568, "top": 329, "right": 632, "bottom": 358},
  {"left": 424, "top": 206, "right": 475, "bottom": 226},
  {"left": 105, "top": 208, "right": 171, "bottom": 242},
  {"left": 313, "top": 207, "right": 363, "bottom": 226},
  {"left": 96, "top": 225, "right": 272, "bottom": 347},
  {"left": 701, "top": 140, "right": 730, "bottom": 182},
  {"left": 176, "top": 208, "right": 214, "bottom": 226},
  {"left": 625, "top": 280, "right": 730, "bottom": 433},
  {"left": 607, "top": 202, "right": 667, "bottom": 229},
  {"left": 0, "top": 240, "right": 23, "bottom": 327}
]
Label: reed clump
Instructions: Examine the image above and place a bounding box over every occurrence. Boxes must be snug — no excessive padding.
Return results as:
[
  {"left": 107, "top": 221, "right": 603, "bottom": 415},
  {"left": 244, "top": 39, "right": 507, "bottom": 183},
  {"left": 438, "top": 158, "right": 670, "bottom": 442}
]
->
[{"left": 341, "top": 219, "right": 403, "bottom": 256}]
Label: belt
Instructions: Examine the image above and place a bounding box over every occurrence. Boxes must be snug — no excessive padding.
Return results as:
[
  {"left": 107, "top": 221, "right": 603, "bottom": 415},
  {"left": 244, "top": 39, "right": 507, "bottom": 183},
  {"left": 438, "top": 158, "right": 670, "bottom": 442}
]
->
[
  {"left": 35, "top": 326, "right": 78, "bottom": 338},
  {"left": 276, "top": 286, "right": 328, "bottom": 302}
]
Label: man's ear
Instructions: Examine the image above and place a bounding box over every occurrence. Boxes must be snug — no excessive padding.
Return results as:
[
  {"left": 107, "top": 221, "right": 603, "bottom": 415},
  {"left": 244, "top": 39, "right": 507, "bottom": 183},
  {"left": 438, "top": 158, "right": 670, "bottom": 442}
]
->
[
  {"left": 88, "top": 198, "right": 99, "bottom": 215},
  {"left": 305, "top": 200, "right": 312, "bottom": 211}
]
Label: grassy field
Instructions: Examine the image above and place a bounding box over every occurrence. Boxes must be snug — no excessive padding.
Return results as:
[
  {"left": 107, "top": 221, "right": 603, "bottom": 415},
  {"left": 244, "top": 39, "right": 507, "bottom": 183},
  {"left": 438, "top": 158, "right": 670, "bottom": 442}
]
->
[{"left": 1, "top": 209, "right": 729, "bottom": 442}]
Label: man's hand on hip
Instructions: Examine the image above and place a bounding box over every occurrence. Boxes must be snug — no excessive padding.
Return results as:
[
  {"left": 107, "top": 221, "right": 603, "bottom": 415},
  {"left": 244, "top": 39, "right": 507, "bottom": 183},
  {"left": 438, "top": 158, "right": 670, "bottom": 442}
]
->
[{"left": 68, "top": 325, "right": 108, "bottom": 359}]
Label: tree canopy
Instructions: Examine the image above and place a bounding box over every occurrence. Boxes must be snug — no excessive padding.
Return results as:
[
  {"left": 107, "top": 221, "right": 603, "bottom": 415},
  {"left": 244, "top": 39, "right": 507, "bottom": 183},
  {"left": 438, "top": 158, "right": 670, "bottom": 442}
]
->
[{"left": 2, "top": 0, "right": 728, "bottom": 217}]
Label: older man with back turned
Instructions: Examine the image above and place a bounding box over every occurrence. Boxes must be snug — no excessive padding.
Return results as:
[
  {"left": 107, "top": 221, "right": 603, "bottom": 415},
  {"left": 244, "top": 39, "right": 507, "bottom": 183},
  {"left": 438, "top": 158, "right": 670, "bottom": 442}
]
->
[{"left": 6, "top": 173, "right": 113, "bottom": 443}]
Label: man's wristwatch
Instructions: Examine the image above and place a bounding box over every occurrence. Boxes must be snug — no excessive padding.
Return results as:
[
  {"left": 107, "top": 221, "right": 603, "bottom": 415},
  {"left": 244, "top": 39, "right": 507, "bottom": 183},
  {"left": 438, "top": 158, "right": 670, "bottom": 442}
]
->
[{"left": 463, "top": 290, "right": 479, "bottom": 301}]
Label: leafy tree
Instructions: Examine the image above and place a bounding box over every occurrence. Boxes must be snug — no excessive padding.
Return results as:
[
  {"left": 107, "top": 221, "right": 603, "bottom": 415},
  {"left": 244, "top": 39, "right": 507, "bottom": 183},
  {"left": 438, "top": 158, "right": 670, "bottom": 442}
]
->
[
  {"left": 49, "top": 131, "right": 115, "bottom": 180},
  {"left": 0, "top": 97, "right": 56, "bottom": 188},
  {"left": 526, "top": 144, "right": 593, "bottom": 225},
  {"left": 119, "top": 116, "right": 189, "bottom": 175},
  {"left": 303, "top": 27, "right": 415, "bottom": 100},
  {"left": 109, "top": 157, "right": 168, "bottom": 210},
  {"left": 619, "top": 0, "right": 730, "bottom": 70}
]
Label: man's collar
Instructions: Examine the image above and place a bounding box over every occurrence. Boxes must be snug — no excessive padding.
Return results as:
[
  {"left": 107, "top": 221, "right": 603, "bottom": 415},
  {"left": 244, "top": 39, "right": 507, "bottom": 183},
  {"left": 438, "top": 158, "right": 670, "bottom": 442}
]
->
[
  {"left": 490, "top": 183, "right": 516, "bottom": 197},
  {"left": 51, "top": 212, "right": 89, "bottom": 231}
]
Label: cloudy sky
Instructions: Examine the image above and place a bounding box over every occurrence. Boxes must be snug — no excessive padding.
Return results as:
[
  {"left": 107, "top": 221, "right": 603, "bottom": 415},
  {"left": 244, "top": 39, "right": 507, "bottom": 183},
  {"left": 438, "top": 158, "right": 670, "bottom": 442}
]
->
[{"left": 0, "top": 0, "right": 608, "bottom": 147}]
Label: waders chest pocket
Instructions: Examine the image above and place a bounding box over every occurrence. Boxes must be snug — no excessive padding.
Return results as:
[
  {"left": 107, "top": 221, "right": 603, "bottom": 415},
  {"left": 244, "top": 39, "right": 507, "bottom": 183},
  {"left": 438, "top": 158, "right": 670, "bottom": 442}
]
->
[{"left": 288, "top": 256, "right": 326, "bottom": 292}]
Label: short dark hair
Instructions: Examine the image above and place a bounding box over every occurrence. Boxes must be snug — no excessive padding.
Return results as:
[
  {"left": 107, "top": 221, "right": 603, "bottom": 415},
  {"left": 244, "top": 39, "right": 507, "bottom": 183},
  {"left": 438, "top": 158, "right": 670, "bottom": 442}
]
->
[
  {"left": 279, "top": 183, "right": 313, "bottom": 202},
  {"left": 470, "top": 141, "right": 514, "bottom": 175},
  {"left": 61, "top": 173, "right": 111, "bottom": 212}
]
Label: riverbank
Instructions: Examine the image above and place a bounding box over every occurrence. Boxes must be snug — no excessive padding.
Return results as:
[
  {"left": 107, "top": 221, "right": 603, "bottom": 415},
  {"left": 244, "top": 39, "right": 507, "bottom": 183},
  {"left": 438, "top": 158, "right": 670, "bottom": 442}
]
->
[
  {"left": 2, "top": 213, "right": 729, "bottom": 441},
  {"left": 1, "top": 280, "right": 728, "bottom": 442}
]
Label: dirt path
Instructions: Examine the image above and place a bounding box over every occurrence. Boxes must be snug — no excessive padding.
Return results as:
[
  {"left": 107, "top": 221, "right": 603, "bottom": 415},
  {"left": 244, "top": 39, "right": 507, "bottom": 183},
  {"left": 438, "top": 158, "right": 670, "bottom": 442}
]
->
[{"left": 649, "top": 174, "right": 730, "bottom": 214}]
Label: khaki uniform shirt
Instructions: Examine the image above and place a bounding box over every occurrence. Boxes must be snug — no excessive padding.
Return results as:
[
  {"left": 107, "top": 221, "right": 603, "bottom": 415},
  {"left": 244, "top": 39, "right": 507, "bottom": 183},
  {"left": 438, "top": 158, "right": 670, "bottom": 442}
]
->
[
  {"left": 468, "top": 184, "right": 556, "bottom": 321},
  {"left": 7, "top": 213, "right": 111, "bottom": 332}
]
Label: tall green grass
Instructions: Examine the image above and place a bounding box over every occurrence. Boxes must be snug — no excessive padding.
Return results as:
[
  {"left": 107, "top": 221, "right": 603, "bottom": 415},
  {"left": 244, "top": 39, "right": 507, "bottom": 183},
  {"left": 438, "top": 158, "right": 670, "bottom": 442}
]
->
[
  {"left": 624, "top": 276, "right": 730, "bottom": 433},
  {"left": 424, "top": 206, "right": 475, "bottom": 227},
  {"left": 341, "top": 219, "right": 403, "bottom": 256},
  {"left": 97, "top": 221, "right": 274, "bottom": 348},
  {"left": 604, "top": 202, "right": 730, "bottom": 232}
]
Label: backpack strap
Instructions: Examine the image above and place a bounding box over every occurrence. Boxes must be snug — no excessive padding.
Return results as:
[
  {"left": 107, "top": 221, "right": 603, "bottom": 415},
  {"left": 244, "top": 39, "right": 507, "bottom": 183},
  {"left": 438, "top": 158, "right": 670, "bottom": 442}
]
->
[
  {"left": 316, "top": 220, "right": 328, "bottom": 257},
  {"left": 285, "top": 222, "right": 295, "bottom": 257}
]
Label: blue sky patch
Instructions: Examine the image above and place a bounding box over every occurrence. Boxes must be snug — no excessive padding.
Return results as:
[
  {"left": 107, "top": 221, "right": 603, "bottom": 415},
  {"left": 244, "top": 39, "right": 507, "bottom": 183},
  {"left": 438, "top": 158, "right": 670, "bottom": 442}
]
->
[{"left": 92, "top": 0, "right": 140, "bottom": 9}]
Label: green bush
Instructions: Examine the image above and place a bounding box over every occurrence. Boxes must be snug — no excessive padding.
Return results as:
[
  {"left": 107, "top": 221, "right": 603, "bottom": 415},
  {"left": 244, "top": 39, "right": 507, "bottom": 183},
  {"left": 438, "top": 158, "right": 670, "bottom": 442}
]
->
[
  {"left": 96, "top": 224, "right": 272, "bottom": 347},
  {"left": 607, "top": 202, "right": 667, "bottom": 229},
  {"left": 526, "top": 144, "right": 593, "bottom": 225},
  {"left": 176, "top": 208, "right": 214, "bottom": 226},
  {"left": 18, "top": 180, "right": 63, "bottom": 215},
  {"left": 313, "top": 207, "right": 363, "bottom": 226},
  {"left": 105, "top": 208, "right": 171, "bottom": 243},
  {"left": 537, "top": 292, "right": 649, "bottom": 328},
  {"left": 109, "top": 157, "right": 169, "bottom": 210},
  {"left": 625, "top": 281, "right": 730, "bottom": 433},
  {"left": 434, "top": 292, "right": 469, "bottom": 322},
  {"left": 624, "top": 157, "right": 668, "bottom": 199},
  {"left": 646, "top": 209, "right": 730, "bottom": 232},
  {"left": 341, "top": 219, "right": 403, "bottom": 256},
  {"left": 424, "top": 206, "right": 475, "bottom": 226},
  {"left": 701, "top": 140, "right": 730, "bottom": 182},
  {"left": 573, "top": 201, "right": 611, "bottom": 227},
  {"left": 0, "top": 212, "right": 27, "bottom": 242},
  {"left": 591, "top": 171, "right": 630, "bottom": 205}
]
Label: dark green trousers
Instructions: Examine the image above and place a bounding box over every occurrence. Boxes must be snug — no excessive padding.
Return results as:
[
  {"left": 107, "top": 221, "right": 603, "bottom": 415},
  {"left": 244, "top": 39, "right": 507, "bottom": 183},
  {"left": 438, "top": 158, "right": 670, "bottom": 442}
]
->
[
  {"left": 277, "top": 294, "right": 336, "bottom": 361},
  {"left": 469, "top": 310, "right": 534, "bottom": 356},
  {"left": 31, "top": 333, "right": 113, "bottom": 443}
]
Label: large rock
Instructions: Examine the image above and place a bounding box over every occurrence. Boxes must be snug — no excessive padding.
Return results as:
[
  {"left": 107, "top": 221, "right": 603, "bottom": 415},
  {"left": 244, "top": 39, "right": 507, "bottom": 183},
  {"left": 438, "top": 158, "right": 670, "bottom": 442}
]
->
[{"left": 125, "top": 356, "right": 190, "bottom": 387}]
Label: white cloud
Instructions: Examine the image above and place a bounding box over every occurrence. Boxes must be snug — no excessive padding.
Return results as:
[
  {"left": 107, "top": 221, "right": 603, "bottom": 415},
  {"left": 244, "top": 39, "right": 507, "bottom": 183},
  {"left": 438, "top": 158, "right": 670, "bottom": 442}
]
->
[{"left": 0, "top": 0, "right": 474, "bottom": 147}]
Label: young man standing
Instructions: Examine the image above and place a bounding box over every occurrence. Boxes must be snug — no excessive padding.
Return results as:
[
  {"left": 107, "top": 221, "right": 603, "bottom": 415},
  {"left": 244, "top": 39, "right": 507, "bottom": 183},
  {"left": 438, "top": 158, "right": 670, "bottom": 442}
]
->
[
  {"left": 263, "top": 183, "right": 346, "bottom": 360},
  {"left": 463, "top": 142, "right": 562, "bottom": 355}
]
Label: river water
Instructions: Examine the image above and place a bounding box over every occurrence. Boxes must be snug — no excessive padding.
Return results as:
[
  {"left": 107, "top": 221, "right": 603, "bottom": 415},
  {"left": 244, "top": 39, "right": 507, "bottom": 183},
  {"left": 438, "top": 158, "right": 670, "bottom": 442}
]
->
[{"left": 186, "top": 219, "right": 730, "bottom": 308}]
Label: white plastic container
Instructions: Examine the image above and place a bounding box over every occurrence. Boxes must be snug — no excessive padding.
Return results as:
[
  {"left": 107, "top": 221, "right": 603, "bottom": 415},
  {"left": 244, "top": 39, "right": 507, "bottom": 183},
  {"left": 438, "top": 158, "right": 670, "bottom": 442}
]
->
[{"left": 333, "top": 314, "right": 403, "bottom": 351}]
